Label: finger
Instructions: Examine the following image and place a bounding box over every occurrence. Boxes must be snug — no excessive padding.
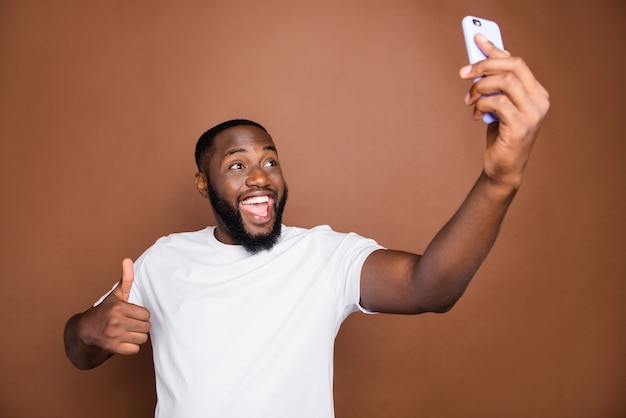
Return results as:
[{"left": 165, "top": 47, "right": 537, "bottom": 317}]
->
[
  {"left": 458, "top": 33, "right": 508, "bottom": 80},
  {"left": 116, "top": 341, "right": 144, "bottom": 355},
  {"left": 114, "top": 327, "right": 150, "bottom": 355},
  {"left": 124, "top": 330, "right": 150, "bottom": 345},
  {"left": 124, "top": 321, "right": 151, "bottom": 336},
  {"left": 474, "top": 33, "right": 509, "bottom": 58},
  {"left": 116, "top": 258, "right": 135, "bottom": 302},
  {"left": 123, "top": 304, "right": 152, "bottom": 324},
  {"left": 470, "top": 68, "right": 549, "bottom": 127},
  {"left": 462, "top": 56, "right": 546, "bottom": 103},
  {"left": 536, "top": 80, "right": 549, "bottom": 99},
  {"left": 470, "top": 93, "right": 518, "bottom": 123},
  {"left": 97, "top": 312, "right": 150, "bottom": 352},
  {"left": 459, "top": 33, "right": 548, "bottom": 102},
  {"left": 467, "top": 73, "right": 530, "bottom": 115}
]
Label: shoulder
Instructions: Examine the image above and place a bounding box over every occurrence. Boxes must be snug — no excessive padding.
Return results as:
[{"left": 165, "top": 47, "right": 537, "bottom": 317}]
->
[
  {"left": 152, "top": 227, "right": 214, "bottom": 248},
  {"left": 280, "top": 224, "right": 348, "bottom": 243},
  {"left": 279, "top": 225, "right": 383, "bottom": 254},
  {"left": 137, "top": 227, "right": 215, "bottom": 263}
]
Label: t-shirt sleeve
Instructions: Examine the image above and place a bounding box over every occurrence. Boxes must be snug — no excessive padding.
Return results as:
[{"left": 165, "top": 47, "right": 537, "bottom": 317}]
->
[
  {"left": 93, "top": 282, "right": 117, "bottom": 307},
  {"left": 327, "top": 231, "right": 383, "bottom": 320}
]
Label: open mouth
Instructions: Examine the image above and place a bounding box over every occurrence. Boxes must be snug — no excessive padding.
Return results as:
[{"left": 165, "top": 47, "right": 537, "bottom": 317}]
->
[{"left": 239, "top": 195, "right": 273, "bottom": 221}]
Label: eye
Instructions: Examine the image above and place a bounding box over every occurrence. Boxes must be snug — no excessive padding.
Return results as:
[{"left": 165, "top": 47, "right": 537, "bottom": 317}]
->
[
  {"left": 228, "top": 162, "right": 245, "bottom": 170},
  {"left": 264, "top": 159, "right": 277, "bottom": 167}
]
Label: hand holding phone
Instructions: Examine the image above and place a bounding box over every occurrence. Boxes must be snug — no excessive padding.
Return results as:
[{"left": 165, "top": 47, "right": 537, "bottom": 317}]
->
[{"left": 462, "top": 16, "right": 504, "bottom": 124}]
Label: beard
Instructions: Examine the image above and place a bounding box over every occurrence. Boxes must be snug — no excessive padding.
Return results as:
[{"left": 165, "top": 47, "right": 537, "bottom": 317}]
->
[{"left": 208, "top": 183, "right": 288, "bottom": 254}]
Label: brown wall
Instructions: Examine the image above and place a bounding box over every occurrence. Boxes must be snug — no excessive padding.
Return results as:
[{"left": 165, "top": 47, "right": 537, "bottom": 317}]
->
[{"left": 1, "top": 0, "right": 624, "bottom": 417}]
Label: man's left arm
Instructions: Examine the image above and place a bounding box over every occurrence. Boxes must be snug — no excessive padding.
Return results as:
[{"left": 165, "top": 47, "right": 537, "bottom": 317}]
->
[{"left": 360, "top": 34, "right": 550, "bottom": 314}]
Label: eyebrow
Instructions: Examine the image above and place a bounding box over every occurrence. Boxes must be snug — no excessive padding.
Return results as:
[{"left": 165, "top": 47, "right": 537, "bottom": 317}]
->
[{"left": 222, "top": 145, "right": 277, "bottom": 159}]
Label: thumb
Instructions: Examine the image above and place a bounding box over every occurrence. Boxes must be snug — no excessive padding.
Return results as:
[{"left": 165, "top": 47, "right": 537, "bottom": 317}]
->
[{"left": 115, "top": 258, "right": 135, "bottom": 302}]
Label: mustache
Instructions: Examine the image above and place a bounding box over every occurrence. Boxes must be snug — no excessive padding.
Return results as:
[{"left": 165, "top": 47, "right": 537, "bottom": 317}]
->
[{"left": 207, "top": 183, "right": 289, "bottom": 254}]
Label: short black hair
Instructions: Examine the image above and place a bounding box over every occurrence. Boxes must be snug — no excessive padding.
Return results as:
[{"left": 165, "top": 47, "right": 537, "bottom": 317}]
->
[{"left": 194, "top": 119, "right": 269, "bottom": 171}]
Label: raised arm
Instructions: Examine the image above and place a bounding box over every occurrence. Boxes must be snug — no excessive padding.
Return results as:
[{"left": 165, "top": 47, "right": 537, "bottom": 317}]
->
[
  {"left": 64, "top": 258, "right": 151, "bottom": 369},
  {"left": 360, "top": 34, "right": 549, "bottom": 314}
]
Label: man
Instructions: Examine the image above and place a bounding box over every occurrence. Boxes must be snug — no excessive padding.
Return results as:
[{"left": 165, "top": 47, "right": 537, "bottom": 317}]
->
[{"left": 64, "top": 35, "right": 549, "bottom": 417}]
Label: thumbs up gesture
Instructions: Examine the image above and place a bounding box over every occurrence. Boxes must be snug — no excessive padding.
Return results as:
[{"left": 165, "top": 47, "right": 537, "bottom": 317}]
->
[
  {"left": 113, "top": 258, "right": 137, "bottom": 303},
  {"left": 76, "top": 258, "right": 151, "bottom": 356}
]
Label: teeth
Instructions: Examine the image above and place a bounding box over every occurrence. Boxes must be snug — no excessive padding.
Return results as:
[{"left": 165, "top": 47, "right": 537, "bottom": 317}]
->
[{"left": 241, "top": 195, "right": 270, "bottom": 205}]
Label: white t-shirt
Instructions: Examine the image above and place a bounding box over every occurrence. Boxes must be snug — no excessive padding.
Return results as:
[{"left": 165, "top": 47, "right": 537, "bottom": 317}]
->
[{"left": 115, "top": 225, "right": 382, "bottom": 418}]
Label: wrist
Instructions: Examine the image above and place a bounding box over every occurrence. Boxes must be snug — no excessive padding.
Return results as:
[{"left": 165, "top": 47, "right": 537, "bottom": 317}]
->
[
  {"left": 74, "top": 310, "right": 99, "bottom": 349},
  {"left": 479, "top": 170, "right": 521, "bottom": 201}
]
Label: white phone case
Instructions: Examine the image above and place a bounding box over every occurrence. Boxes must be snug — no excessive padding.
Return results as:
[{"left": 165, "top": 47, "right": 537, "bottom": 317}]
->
[{"left": 462, "top": 16, "right": 504, "bottom": 124}]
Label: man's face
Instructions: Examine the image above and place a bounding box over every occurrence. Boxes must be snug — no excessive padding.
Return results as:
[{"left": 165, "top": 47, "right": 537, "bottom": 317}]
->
[{"left": 195, "top": 125, "right": 288, "bottom": 253}]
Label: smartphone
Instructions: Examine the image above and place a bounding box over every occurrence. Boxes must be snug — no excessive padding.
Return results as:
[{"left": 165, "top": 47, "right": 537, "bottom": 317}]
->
[{"left": 462, "top": 16, "right": 504, "bottom": 124}]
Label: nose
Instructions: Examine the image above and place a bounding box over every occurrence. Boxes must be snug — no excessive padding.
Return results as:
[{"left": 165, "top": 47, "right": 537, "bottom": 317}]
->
[{"left": 245, "top": 166, "right": 270, "bottom": 188}]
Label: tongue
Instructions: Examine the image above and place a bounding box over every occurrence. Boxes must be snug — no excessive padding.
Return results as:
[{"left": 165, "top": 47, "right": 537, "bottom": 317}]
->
[{"left": 241, "top": 202, "right": 269, "bottom": 217}]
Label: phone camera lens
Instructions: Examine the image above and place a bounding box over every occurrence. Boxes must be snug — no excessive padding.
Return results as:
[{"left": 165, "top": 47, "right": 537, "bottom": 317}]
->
[{"left": 473, "top": 19, "right": 482, "bottom": 26}]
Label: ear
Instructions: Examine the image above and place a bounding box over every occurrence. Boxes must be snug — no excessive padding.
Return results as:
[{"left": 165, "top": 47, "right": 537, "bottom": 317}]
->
[{"left": 195, "top": 172, "right": 209, "bottom": 199}]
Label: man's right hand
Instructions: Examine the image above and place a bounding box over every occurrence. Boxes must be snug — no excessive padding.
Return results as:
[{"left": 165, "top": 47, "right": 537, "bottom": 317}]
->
[{"left": 74, "top": 258, "right": 151, "bottom": 357}]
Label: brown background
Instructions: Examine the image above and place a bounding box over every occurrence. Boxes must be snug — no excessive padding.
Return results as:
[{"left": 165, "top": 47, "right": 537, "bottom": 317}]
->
[{"left": 1, "top": 0, "right": 624, "bottom": 417}]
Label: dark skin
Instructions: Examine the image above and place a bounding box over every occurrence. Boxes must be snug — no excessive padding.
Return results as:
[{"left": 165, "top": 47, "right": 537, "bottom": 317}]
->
[
  {"left": 64, "top": 34, "right": 549, "bottom": 369},
  {"left": 195, "top": 127, "right": 287, "bottom": 245},
  {"left": 64, "top": 258, "right": 150, "bottom": 369}
]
